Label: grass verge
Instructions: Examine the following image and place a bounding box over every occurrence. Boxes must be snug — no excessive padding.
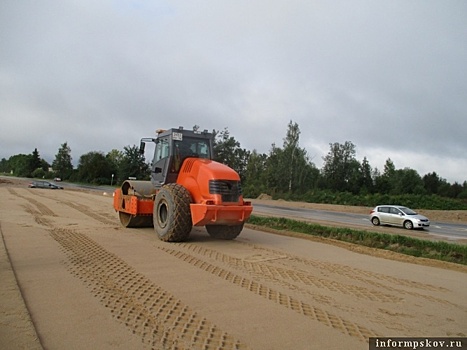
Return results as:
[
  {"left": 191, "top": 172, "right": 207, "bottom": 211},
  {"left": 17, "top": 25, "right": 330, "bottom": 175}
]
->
[{"left": 247, "top": 215, "right": 467, "bottom": 266}]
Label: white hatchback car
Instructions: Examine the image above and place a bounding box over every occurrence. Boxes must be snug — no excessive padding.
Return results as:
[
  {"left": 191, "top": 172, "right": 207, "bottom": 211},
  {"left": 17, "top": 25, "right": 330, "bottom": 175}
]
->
[{"left": 369, "top": 205, "right": 430, "bottom": 230}]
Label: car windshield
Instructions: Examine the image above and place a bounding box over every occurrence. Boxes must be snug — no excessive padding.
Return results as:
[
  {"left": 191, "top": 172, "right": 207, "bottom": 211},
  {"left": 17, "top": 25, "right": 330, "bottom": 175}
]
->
[{"left": 399, "top": 207, "right": 417, "bottom": 215}]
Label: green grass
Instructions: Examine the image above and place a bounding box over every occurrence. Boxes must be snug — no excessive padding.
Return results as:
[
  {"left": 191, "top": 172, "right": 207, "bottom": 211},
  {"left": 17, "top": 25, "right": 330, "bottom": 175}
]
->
[{"left": 247, "top": 215, "right": 467, "bottom": 266}]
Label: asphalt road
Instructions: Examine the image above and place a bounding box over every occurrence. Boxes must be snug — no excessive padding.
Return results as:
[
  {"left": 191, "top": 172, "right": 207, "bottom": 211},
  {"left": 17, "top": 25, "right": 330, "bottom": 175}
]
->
[{"left": 252, "top": 203, "right": 467, "bottom": 242}]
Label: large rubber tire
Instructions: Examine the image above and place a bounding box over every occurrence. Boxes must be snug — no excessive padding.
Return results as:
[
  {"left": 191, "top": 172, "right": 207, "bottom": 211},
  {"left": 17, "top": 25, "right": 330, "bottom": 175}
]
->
[
  {"left": 206, "top": 223, "right": 244, "bottom": 240},
  {"left": 153, "top": 184, "right": 192, "bottom": 242},
  {"left": 404, "top": 220, "right": 414, "bottom": 230}
]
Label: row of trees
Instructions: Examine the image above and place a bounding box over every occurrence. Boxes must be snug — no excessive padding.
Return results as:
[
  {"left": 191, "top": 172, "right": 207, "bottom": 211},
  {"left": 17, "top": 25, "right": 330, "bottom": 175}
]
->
[
  {"left": 1, "top": 121, "right": 466, "bottom": 204},
  {"left": 213, "top": 122, "right": 467, "bottom": 201},
  {"left": 0, "top": 142, "right": 148, "bottom": 186}
]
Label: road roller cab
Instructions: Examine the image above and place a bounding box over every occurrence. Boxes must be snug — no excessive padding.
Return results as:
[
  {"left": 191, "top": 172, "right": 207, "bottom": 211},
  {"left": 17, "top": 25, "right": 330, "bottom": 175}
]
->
[{"left": 113, "top": 126, "right": 252, "bottom": 242}]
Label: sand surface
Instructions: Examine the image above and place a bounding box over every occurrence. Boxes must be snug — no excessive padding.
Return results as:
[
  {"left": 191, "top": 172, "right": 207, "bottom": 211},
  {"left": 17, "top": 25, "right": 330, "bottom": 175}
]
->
[{"left": 1, "top": 179, "right": 466, "bottom": 349}]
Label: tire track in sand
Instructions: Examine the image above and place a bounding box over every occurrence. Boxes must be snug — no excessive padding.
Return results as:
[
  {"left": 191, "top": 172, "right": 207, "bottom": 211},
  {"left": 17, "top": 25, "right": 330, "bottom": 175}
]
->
[
  {"left": 231, "top": 241, "right": 458, "bottom": 307},
  {"left": 158, "top": 245, "right": 379, "bottom": 342},
  {"left": 176, "top": 243, "right": 401, "bottom": 303},
  {"left": 238, "top": 241, "right": 447, "bottom": 292},
  {"left": 59, "top": 201, "right": 116, "bottom": 226},
  {"left": 49, "top": 228, "right": 249, "bottom": 350},
  {"left": 14, "top": 188, "right": 117, "bottom": 226},
  {"left": 9, "top": 188, "right": 57, "bottom": 217},
  {"left": 8, "top": 189, "right": 248, "bottom": 349}
]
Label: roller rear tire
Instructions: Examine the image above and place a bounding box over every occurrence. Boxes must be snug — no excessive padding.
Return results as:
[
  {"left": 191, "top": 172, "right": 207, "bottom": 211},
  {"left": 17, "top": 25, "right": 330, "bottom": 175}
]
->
[
  {"left": 154, "top": 184, "right": 192, "bottom": 242},
  {"left": 118, "top": 212, "right": 153, "bottom": 228}
]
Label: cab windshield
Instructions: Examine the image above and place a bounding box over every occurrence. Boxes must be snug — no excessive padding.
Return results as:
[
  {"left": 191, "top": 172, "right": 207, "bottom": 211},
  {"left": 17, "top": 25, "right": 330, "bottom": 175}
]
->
[{"left": 174, "top": 137, "right": 211, "bottom": 159}]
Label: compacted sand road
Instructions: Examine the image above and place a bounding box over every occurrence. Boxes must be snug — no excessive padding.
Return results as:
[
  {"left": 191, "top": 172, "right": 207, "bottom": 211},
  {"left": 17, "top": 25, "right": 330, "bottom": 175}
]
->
[{"left": 0, "top": 184, "right": 466, "bottom": 350}]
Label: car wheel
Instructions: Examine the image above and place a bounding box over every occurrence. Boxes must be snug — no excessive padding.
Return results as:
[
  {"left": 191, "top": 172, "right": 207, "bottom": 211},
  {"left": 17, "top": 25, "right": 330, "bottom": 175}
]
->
[
  {"left": 371, "top": 217, "right": 380, "bottom": 226},
  {"left": 404, "top": 220, "right": 414, "bottom": 230}
]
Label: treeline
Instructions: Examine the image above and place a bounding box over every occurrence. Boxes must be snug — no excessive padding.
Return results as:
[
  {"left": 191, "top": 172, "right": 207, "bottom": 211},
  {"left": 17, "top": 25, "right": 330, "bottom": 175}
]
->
[
  {"left": 1, "top": 121, "right": 466, "bottom": 209},
  {"left": 0, "top": 142, "right": 148, "bottom": 186},
  {"left": 214, "top": 122, "right": 467, "bottom": 210}
]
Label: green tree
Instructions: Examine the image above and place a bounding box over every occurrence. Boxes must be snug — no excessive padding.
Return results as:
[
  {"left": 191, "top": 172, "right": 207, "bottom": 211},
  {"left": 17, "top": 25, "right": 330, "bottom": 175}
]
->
[
  {"left": 243, "top": 150, "right": 268, "bottom": 197},
  {"left": 284, "top": 123, "right": 317, "bottom": 194},
  {"left": 8, "top": 154, "right": 32, "bottom": 177},
  {"left": 393, "top": 168, "right": 425, "bottom": 195},
  {"left": 52, "top": 142, "right": 73, "bottom": 180},
  {"left": 423, "top": 172, "right": 442, "bottom": 195},
  {"left": 283, "top": 121, "right": 301, "bottom": 192},
  {"left": 118, "top": 145, "right": 149, "bottom": 182},
  {"left": 374, "top": 158, "right": 396, "bottom": 194},
  {"left": 32, "top": 168, "right": 46, "bottom": 179},
  {"left": 264, "top": 121, "right": 316, "bottom": 195},
  {"left": 107, "top": 149, "right": 124, "bottom": 169},
  {"left": 321, "top": 141, "right": 357, "bottom": 192},
  {"left": 77, "top": 151, "right": 114, "bottom": 184},
  {"left": 445, "top": 182, "right": 464, "bottom": 198},
  {"left": 0, "top": 158, "right": 9, "bottom": 173},
  {"left": 40, "top": 159, "right": 50, "bottom": 172},
  {"left": 346, "top": 159, "right": 364, "bottom": 195},
  {"left": 359, "top": 157, "right": 374, "bottom": 194},
  {"left": 438, "top": 178, "right": 454, "bottom": 198},
  {"left": 458, "top": 181, "right": 467, "bottom": 199},
  {"left": 106, "top": 149, "right": 124, "bottom": 184},
  {"left": 344, "top": 157, "right": 374, "bottom": 195},
  {"left": 213, "top": 128, "right": 250, "bottom": 181},
  {"left": 264, "top": 143, "right": 286, "bottom": 193},
  {"left": 29, "top": 148, "right": 42, "bottom": 176}
]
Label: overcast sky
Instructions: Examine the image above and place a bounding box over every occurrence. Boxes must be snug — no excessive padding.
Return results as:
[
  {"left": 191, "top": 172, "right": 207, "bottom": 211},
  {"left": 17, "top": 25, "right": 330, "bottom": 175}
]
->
[{"left": 1, "top": 1, "right": 466, "bottom": 183}]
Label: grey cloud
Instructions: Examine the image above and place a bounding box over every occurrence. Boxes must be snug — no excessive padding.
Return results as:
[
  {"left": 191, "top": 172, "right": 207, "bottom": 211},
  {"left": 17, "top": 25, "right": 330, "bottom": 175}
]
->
[{"left": 1, "top": 0, "right": 466, "bottom": 183}]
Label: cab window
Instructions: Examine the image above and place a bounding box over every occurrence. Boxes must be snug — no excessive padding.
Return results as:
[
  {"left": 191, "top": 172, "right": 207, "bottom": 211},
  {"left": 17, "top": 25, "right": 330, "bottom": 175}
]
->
[
  {"left": 174, "top": 137, "right": 210, "bottom": 159},
  {"left": 154, "top": 138, "right": 170, "bottom": 162}
]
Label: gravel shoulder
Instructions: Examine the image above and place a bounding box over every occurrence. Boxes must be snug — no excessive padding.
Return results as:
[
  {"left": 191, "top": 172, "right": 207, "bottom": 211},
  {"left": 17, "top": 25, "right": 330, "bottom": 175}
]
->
[{"left": 1, "top": 179, "right": 466, "bottom": 349}]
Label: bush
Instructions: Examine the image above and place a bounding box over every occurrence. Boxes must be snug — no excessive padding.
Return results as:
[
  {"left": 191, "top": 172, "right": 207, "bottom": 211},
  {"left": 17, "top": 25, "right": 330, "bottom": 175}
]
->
[
  {"left": 31, "top": 168, "right": 46, "bottom": 179},
  {"left": 273, "top": 190, "right": 467, "bottom": 210}
]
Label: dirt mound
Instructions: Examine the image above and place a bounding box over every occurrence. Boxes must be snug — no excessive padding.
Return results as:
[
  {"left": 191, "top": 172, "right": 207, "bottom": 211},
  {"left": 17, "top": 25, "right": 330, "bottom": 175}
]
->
[
  {"left": 257, "top": 193, "right": 272, "bottom": 200},
  {"left": 0, "top": 176, "right": 27, "bottom": 187}
]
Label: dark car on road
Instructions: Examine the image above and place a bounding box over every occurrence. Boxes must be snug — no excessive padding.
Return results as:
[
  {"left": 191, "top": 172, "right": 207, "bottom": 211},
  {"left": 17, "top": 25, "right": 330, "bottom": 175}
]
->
[
  {"left": 28, "top": 181, "right": 63, "bottom": 189},
  {"left": 369, "top": 205, "right": 430, "bottom": 230}
]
